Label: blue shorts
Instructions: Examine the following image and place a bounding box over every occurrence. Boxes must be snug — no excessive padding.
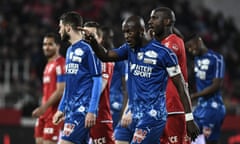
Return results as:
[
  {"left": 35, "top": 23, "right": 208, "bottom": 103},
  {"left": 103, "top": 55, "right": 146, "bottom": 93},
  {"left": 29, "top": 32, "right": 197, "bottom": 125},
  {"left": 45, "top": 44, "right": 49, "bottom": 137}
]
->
[
  {"left": 193, "top": 106, "right": 226, "bottom": 141},
  {"left": 61, "top": 114, "right": 89, "bottom": 144},
  {"left": 114, "top": 115, "right": 166, "bottom": 144}
]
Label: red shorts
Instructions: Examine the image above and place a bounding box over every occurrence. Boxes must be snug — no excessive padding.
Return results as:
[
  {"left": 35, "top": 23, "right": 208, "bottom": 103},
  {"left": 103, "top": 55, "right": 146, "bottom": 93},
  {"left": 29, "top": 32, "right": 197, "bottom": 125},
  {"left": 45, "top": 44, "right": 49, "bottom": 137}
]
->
[
  {"left": 160, "top": 114, "right": 190, "bottom": 144},
  {"left": 34, "top": 117, "right": 63, "bottom": 142},
  {"left": 90, "top": 121, "right": 115, "bottom": 144}
]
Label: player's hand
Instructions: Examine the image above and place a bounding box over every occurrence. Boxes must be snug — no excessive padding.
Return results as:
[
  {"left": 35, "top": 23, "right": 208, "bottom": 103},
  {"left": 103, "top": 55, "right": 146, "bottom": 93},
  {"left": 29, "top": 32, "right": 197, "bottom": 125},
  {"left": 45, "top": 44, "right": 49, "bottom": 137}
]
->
[
  {"left": 32, "top": 105, "right": 47, "bottom": 117},
  {"left": 77, "top": 27, "right": 98, "bottom": 46},
  {"left": 52, "top": 110, "right": 65, "bottom": 125},
  {"left": 85, "top": 112, "right": 96, "bottom": 128},
  {"left": 186, "top": 120, "right": 200, "bottom": 141},
  {"left": 120, "top": 111, "right": 132, "bottom": 127}
]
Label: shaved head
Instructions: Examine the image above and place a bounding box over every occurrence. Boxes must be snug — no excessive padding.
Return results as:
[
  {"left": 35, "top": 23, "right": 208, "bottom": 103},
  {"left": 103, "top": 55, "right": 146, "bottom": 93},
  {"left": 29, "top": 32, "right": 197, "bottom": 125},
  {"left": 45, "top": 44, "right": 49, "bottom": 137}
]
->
[
  {"left": 122, "top": 15, "right": 145, "bottom": 30},
  {"left": 121, "top": 15, "right": 146, "bottom": 48},
  {"left": 153, "top": 7, "right": 176, "bottom": 24}
]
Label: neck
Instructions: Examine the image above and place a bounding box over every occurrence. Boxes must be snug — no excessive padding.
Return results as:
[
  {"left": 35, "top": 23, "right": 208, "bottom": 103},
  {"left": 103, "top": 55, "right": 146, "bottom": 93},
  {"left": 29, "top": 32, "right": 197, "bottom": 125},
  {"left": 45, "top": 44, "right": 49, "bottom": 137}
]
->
[
  {"left": 155, "top": 27, "right": 173, "bottom": 42},
  {"left": 69, "top": 31, "right": 83, "bottom": 44},
  {"left": 137, "top": 36, "right": 149, "bottom": 49},
  {"left": 200, "top": 44, "right": 208, "bottom": 55},
  {"left": 48, "top": 54, "right": 59, "bottom": 62}
]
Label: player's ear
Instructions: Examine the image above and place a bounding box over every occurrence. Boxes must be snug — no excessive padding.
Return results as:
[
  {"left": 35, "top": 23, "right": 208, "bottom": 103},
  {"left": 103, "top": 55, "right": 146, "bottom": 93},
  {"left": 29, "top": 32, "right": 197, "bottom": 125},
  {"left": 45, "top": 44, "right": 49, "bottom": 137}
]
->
[
  {"left": 65, "top": 24, "right": 71, "bottom": 32},
  {"left": 163, "top": 18, "right": 171, "bottom": 26}
]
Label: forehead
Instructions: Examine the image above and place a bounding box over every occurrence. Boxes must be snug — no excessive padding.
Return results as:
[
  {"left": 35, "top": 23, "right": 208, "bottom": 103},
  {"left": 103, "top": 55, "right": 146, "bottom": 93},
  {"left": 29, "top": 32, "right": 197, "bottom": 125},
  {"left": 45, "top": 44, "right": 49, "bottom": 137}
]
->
[
  {"left": 150, "top": 10, "right": 163, "bottom": 17},
  {"left": 122, "top": 21, "right": 138, "bottom": 30},
  {"left": 43, "top": 37, "right": 55, "bottom": 43},
  {"left": 83, "top": 27, "right": 97, "bottom": 34}
]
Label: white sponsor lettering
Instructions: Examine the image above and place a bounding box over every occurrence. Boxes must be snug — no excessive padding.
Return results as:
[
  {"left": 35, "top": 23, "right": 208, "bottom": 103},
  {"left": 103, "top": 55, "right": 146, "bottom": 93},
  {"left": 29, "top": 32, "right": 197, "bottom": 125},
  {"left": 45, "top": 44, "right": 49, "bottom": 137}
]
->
[
  {"left": 44, "top": 127, "right": 54, "bottom": 134},
  {"left": 133, "top": 64, "right": 152, "bottom": 78},
  {"left": 93, "top": 137, "right": 107, "bottom": 144},
  {"left": 43, "top": 76, "right": 50, "bottom": 83},
  {"left": 66, "top": 63, "right": 79, "bottom": 74},
  {"left": 169, "top": 136, "right": 178, "bottom": 143}
]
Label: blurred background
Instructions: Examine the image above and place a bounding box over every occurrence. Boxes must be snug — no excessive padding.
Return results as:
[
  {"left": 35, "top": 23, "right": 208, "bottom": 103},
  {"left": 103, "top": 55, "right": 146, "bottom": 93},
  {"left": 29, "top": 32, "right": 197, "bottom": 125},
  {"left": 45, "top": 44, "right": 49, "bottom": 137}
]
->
[{"left": 0, "top": 0, "right": 240, "bottom": 143}]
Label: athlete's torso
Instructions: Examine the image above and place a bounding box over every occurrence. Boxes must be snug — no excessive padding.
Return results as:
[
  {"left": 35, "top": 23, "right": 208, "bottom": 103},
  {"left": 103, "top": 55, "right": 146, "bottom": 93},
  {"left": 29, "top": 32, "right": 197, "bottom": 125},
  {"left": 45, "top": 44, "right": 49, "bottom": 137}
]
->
[
  {"left": 162, "top": 34, "right": 187, "bottom": 114},
  {"left": 42, "top": 56, "right": 65, "bottom": 119}
]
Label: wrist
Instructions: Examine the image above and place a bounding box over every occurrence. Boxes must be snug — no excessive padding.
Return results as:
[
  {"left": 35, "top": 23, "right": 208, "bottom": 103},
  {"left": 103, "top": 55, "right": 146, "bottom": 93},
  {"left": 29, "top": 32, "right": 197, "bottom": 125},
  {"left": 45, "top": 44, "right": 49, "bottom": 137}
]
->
[{"left": 185, "top": 113, "right": 194, "bottom": 122}]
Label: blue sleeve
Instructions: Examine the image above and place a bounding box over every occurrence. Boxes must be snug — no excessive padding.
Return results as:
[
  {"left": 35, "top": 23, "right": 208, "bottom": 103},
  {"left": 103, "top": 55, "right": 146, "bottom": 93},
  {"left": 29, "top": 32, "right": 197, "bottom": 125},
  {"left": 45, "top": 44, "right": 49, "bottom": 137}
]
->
[
  {"left": 162, "top": 48, "right": 178, "bottom": 68},
  {"left": 58, "top": 89, "right": 66, "bottom": 112},
  {"left": 113, "top": 43, "right": 129, "bottom": 61},
  {"left": 88, "top": 76, "right": 102, "bottom": 114},
  {"left": 57, "top": 75, "right": 65, "bottom": 82},
  {"left": 216, "top": 55, "right": 225, "bottom": 78}
]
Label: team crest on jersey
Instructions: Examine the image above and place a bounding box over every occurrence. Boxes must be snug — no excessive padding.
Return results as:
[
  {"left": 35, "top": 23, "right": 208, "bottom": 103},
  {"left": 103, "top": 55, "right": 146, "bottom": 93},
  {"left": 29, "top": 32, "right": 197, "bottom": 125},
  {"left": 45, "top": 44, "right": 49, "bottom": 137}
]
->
[
  {"left": 145, "top": 50, "right": 158, "bottom": 58},
  {"left": 137, "top": 52, "right": 144, "bottom": 60},
  {"left": 74, "top": 48, "right": 84, "bottom": 56},
  {"left": 172, "top": 43, "right": 179, "bottom": 51}
]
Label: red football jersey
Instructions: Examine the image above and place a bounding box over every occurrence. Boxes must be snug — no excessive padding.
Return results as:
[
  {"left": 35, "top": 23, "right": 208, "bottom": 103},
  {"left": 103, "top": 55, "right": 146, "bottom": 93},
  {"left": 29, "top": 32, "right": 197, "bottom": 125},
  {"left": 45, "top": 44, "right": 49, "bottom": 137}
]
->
[
  {"left": 162, "top": 34, "right": 188, "bottom": 114},
  {"left": 41, "top": 56, "right": 65, "bottom": 120},
  {"left": 97, "top": 62, "right": 114, "bottom": 121}
]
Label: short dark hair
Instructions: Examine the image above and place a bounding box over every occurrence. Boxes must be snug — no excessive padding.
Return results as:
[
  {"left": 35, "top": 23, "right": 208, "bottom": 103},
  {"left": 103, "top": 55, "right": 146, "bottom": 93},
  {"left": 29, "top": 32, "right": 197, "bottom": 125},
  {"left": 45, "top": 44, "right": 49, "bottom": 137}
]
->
[
  {"left": 44, "top": 33, "right": 61, "bottom": 45},
  {"left": 154, "top": 7, "right": 176, "bottom": 24},
  {"left": 60, "top": 11, "right": 83, "bottom": 30},
  {"left": 184, "top": 33, "right": 200, "bottom": 43},
  {"left": 84, "top": 21, "right": 103, "bottom": 38}
]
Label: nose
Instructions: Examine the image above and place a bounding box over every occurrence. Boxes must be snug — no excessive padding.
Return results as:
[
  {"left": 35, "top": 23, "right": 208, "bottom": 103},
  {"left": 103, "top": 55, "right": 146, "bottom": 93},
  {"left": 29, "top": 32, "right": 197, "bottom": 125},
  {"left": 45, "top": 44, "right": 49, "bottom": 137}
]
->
[
  {"left": 148, "top": 18, "right": 152, "bottom": 25},
  {"left": 124, "top": 32, "right": 129, "bottom": 40}
]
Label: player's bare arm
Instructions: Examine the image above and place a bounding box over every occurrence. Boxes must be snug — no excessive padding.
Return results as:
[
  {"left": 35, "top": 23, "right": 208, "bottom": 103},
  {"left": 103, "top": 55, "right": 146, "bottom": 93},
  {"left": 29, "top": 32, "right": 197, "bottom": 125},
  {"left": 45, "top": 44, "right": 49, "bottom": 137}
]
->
[
  {"left": 32, "top": 82, "right": 65, "bottom": 117},
  {"left": 191, "top": 78, "right": 223, "bottom": 100},
  {"left": 171, "top": 71, "right": 200, "bottom": 141}
]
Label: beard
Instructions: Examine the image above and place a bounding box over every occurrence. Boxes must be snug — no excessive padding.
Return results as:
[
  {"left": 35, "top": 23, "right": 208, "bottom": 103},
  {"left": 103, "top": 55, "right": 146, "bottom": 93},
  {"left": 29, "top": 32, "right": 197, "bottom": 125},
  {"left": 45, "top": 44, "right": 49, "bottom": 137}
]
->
[
  {"left": 61, "top": 30, "right": 70, "bottom": 42},
  {"left": 44, "top": 50, "right": 55, "bottom": 59}
]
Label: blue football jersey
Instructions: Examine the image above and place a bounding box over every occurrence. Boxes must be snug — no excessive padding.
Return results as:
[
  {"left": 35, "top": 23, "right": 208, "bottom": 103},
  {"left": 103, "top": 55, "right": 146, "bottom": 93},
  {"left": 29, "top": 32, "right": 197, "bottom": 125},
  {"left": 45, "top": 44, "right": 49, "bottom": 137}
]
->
[
  {"left": 110, "top": 60, "right": 127, "bottom": 107},
  {"left": 58, "top": 40, "right": 101, "bottom": 118},
  {"left": 114, "top": 39, "right": 179, "bottom": 120},
  {"left": 194, "top": 49, "right": 225, "bottom": 107}
]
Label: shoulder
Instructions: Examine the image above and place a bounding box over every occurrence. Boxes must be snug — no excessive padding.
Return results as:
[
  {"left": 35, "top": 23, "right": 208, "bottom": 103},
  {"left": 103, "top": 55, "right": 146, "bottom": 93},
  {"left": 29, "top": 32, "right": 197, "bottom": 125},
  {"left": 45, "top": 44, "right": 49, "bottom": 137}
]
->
[
  {"left": 57, "top": 56, "right": 66, "bottom": 62},
  {"left": 163, "top": 34, "right": 184, "bottom": 51},
  {"left": 208, "top": 50, "right": 224, "bottom": 61},
  {"left": 150, "top": 39, "right": 174, "bottom": 54},
  {"left": 71, "top": 40, "right": 93, "bottom": 55}
]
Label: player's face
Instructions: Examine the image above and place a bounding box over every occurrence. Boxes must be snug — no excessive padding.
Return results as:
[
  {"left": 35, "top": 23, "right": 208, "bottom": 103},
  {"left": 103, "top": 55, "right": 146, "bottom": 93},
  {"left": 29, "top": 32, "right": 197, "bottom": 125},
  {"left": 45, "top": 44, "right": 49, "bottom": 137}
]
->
[
  {"left": 148, "top": 10, "right": 165, "bottom": 36},
  {"left": 58, "top": 20, "right": 70, "bottom": 42},
  {"left": 185, "top": 39, "right": 199, "bottom": 56},
  {"left": 42, "top": 37, "right": 58, "bottom": 59},
  {"left": 122, "top": 21, "right": 141, "bottom": 48}
]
